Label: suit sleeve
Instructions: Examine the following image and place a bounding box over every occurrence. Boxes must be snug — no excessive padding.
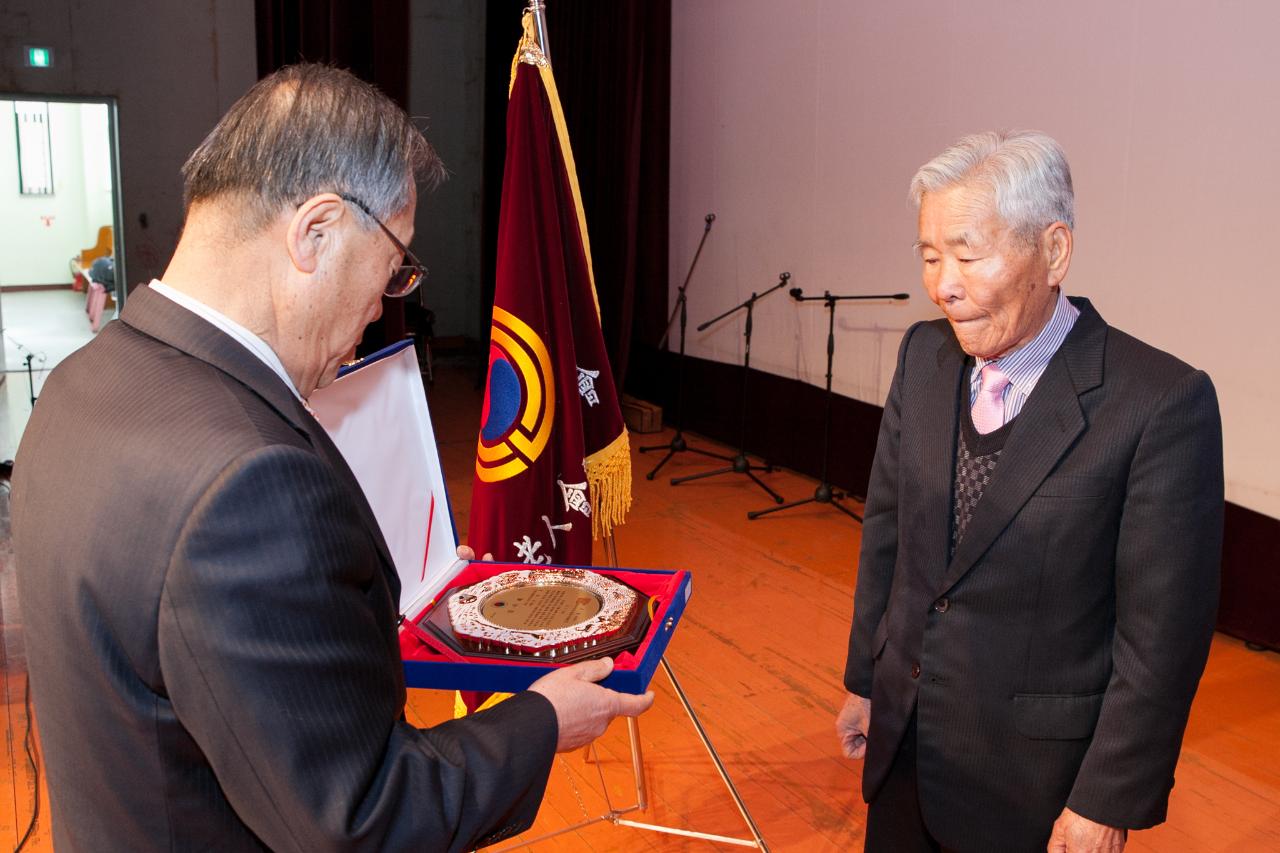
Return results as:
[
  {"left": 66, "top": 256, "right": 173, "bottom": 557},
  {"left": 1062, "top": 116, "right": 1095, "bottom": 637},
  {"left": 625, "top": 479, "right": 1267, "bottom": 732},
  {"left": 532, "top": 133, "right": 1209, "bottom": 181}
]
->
[
  {"left": 157, "top": 444, "right": 557, "bottom": 853},
  {"left": 1067, "top": 369, "right": 1223, "bottom": 828},
  {"left": 843, "top": 323, "right": 920, "bottom": 697}
]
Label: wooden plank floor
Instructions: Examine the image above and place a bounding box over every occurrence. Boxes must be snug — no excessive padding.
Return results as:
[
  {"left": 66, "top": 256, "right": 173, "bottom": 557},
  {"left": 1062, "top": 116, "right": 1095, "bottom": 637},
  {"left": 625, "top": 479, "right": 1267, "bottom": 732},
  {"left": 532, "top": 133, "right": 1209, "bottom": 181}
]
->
[{"left": 2, "top": 363, "right": 1279, "bottom": 851}]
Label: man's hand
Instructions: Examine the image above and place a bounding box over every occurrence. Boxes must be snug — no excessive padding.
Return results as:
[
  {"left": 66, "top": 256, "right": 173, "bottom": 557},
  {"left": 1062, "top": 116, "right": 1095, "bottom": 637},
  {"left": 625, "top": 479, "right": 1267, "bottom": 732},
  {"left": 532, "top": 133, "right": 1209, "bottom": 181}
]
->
[
  {"left": 1047, "top": 807, "right": 1126, "bottom": 852},
  {"left": 456, "top": 546, "right": 494, "bottom": 562},
  {"left": 529, "top": 658, "right": 655, "bottom": 751},
  {"left": 836, "top": 692, "right": 872, "bottom": 759}
]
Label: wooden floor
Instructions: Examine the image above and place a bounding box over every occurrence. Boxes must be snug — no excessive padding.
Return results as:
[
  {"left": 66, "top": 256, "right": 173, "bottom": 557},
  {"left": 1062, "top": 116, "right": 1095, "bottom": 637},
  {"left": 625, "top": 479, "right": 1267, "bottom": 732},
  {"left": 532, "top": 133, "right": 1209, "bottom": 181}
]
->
[{"left": 3, "top": 363, "right": 1279, "bottom": 851}]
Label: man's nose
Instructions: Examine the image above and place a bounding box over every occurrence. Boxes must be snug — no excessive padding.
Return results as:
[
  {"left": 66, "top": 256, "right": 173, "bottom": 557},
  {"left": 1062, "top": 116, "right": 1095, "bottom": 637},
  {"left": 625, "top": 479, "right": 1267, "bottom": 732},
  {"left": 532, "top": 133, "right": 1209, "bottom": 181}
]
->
[{"left": 935, "top": 259, "right": 965, "bottom": 301}]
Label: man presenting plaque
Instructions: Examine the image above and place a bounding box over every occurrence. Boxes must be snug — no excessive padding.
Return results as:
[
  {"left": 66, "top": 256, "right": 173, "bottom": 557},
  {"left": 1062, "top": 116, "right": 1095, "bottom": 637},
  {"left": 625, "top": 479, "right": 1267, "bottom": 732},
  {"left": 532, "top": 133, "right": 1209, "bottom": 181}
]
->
[
  {"left": 12, "top": 64, "right": 652, "bottom": 852},
  {"left": 837, "top": 130, "right": 1223, "bottom": 852}
]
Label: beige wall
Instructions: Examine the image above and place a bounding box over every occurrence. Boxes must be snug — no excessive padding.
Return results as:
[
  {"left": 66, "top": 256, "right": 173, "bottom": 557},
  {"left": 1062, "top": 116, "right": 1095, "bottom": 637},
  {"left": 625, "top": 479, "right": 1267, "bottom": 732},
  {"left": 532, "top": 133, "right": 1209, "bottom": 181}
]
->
[{"left": 671, "top": 0, "right": 1280, "bottom": 519}]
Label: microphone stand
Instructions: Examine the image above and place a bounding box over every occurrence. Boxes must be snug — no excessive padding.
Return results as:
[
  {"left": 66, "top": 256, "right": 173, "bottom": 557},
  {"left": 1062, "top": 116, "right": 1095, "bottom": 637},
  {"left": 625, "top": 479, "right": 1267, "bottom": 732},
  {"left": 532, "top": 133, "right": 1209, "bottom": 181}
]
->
[
  {"left": 25, "top": 352, "right": 37, "bottom": 407},
  {"left": 670, "top": 272, "right": 792, "bottom": 503},
  {"left": 640, "top": 214, "right": 733, "bottom": 479},
  {"left": 748, "top": 288, "right": 909, "bottom": 522}
]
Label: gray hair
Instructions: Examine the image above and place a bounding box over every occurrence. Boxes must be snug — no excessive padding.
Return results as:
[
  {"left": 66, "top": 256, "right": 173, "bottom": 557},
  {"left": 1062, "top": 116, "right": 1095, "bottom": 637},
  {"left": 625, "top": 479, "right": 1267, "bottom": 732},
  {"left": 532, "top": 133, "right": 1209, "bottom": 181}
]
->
[
  {"left": 909, "top": 130, "right": 1074, "bottom": 244},
  {"left": 181, "top": 63, "right": 445, "bottom": 232}
]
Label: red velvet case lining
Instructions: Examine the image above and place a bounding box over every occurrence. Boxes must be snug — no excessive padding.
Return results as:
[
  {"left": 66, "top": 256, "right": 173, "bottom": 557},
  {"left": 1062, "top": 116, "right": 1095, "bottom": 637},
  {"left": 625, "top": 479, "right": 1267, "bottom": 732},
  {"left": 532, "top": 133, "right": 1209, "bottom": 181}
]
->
[{"left": 399, "top": 561, "right": 687, "bottom": 672}]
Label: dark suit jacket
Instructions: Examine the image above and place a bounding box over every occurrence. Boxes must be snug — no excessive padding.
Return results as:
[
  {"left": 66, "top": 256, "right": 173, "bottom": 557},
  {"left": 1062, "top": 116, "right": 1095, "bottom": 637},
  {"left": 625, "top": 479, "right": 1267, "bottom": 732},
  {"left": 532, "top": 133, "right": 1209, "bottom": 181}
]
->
[
  {"left": 13, "top": 286, "right": 558, "bottom": 852},
  {"left": 844, "top": 297, "right": 1223, "bottom": 851}
]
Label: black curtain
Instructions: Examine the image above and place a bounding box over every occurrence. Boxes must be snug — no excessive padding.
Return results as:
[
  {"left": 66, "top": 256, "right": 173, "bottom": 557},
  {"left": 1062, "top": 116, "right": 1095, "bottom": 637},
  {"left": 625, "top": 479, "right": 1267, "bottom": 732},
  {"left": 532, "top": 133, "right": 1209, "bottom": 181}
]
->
[
  {"left": 481, "top": 0, "right": 671, "bottom": 389},
  {"left": 254, "top": 0, "right": 411, "bottom": 354}
]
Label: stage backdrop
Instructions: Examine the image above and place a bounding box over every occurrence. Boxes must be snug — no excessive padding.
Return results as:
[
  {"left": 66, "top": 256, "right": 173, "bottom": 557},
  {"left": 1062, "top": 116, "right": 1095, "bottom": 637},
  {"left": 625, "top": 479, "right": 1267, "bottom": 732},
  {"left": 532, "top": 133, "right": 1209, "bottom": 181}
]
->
[{"left": 669, "top": 0, "right": 1280, "bottom": 524}]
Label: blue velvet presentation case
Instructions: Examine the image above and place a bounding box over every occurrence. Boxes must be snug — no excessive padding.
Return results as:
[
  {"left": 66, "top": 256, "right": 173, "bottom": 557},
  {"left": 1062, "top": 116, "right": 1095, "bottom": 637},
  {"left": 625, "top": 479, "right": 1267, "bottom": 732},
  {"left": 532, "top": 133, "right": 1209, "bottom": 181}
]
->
[{"left": 309, "top": 340, "right": 691, "bottom": 695}]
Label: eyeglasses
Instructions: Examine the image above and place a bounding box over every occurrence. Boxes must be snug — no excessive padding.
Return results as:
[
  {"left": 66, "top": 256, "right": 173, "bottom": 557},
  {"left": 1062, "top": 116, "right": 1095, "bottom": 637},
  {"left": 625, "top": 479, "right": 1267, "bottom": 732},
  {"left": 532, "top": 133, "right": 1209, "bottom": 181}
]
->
[{"left": 339, "top": 194, "right": 428, "bottom": 297}]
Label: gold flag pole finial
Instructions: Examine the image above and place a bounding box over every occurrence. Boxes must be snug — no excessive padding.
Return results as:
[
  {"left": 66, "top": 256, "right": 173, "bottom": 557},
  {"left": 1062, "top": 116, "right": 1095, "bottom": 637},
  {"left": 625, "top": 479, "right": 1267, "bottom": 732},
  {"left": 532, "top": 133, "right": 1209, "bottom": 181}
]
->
[{"left": 527, "top": 0, "right": 551, "bottom": 63}]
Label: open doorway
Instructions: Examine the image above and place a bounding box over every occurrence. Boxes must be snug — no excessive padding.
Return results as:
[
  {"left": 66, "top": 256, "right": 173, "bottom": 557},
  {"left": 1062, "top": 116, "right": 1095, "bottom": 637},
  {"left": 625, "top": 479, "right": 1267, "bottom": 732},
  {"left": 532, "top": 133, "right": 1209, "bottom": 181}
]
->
[{"left": 0, "top": 96, "right": 124, "bottom": 460}]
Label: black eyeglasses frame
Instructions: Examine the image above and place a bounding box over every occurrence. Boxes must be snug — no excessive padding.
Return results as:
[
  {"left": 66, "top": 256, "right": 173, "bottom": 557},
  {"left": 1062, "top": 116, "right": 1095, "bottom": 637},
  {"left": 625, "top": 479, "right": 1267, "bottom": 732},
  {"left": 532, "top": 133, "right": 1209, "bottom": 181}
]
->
[{"left": 338, "top": 193, "right": 427, "bottom": 298}]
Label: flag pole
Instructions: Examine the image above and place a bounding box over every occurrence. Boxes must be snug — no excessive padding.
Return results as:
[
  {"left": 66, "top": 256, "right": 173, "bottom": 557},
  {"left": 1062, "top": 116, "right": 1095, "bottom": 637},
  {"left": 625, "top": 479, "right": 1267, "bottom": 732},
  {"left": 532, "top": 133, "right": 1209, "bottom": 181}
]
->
[
  {"left": 527, "top": 0, "right": 551, "bottom": 62},
  {"left": 494, "top": 7, "right": 767, "bottom": 847}
]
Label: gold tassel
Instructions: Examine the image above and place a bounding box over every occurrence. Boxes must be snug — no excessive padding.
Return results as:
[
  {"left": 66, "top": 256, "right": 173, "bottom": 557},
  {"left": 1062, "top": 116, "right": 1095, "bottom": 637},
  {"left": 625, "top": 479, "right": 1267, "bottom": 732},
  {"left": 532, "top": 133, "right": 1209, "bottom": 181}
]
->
[{"left": 585, "top": 430, "right": 633, "bottom": 541}]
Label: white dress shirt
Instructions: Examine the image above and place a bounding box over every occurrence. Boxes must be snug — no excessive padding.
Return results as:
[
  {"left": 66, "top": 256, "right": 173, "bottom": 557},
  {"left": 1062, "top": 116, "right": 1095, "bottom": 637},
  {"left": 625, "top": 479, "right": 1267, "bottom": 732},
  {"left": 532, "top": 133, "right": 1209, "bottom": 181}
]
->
[{"left": 148, "top": 279, "right": 303, "bottom": 402}]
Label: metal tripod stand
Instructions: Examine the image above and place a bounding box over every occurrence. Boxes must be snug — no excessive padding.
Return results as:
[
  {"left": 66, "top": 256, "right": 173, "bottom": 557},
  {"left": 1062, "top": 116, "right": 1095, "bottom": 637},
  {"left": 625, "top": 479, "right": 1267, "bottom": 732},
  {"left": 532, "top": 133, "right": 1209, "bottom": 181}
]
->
[
  {"left": 491, "top": 532, "right": 770, "bottom": 851},
  {"left": 491, "top": 658, "right": 770, "bottom": 851},
  {"left": 639, "top": 214, "right": 732, "bottom": 479},
  {"left": 748, "top": 288, "right": 910, "bottom": 522},
  {"left": 670, "top": 273, "right": 791, "bottom": 503}
]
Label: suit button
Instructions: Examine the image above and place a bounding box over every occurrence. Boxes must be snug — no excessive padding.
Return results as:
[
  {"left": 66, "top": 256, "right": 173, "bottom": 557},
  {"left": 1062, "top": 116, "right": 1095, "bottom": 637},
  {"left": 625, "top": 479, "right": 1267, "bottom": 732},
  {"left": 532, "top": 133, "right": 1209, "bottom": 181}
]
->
[
  {"left": 933, "top": 597, "right": 950, "bottom": 613},
  {"left": 911, "top": 662, "right": 921, "bottom": 679}
]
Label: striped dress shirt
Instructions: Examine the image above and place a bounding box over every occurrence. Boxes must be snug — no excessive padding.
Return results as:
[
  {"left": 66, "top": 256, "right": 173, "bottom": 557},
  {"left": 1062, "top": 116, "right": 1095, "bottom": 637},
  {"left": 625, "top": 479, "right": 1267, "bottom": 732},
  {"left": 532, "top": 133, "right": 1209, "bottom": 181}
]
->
[{"left": 968, "top": 290, "right": 1080, "bottom": 424}]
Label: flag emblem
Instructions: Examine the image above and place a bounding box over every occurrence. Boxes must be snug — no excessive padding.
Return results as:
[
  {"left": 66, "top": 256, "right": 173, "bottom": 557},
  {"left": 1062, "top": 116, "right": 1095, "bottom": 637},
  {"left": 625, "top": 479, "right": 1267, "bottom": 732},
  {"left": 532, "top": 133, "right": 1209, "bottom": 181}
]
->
[{"left": 476, "top": 305, "right": 556, "bottom": 483}]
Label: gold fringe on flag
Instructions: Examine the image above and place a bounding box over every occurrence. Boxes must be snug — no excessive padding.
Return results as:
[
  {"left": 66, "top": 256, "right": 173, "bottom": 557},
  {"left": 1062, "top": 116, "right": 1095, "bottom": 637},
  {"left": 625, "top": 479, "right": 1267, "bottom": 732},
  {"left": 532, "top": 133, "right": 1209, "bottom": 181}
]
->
[{"left": 585, "top": 430, "right": 632, "bottom": 541}]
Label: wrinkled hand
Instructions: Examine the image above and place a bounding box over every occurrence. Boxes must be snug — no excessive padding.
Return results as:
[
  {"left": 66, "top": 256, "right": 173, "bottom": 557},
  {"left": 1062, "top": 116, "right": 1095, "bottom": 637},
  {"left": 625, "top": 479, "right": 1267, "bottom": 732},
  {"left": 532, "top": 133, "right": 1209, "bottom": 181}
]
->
[
  {"left": 456, "top": 546, "right": 494, "bottom": 562},
  {"left": 529, "top": 658, "right": 655, "bottom": 752},
  {"left": 1047, "top": 807, "right": 1126, "bottom": 852},
  {"left": 836, "top": 692, "right": 872, "bottom": 759}
]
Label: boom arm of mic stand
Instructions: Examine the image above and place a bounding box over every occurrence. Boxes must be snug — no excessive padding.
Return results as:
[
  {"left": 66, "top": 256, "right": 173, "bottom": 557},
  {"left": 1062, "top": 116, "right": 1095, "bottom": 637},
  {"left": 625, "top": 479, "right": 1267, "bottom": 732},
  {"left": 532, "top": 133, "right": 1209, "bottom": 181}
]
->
[
  {"left": 791, "top": 292, "right": 911, "bottom": 302},
  {"left": 658, "top": 214, "right": 717, "bottom": 350},
  {"left": 696, "top": 274, "right": 791, "bottom": 333}
]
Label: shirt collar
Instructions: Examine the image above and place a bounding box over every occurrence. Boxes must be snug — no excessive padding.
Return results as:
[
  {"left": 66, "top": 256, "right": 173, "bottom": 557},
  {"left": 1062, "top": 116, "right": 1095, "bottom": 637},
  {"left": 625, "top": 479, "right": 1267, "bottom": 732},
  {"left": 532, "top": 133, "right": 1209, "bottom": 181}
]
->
[
  {"left": 975, "top": 290, "right": 1080, "bottom": 397},
  {"left": 147, "top": 279, "right": 304, "bottom": 402}
]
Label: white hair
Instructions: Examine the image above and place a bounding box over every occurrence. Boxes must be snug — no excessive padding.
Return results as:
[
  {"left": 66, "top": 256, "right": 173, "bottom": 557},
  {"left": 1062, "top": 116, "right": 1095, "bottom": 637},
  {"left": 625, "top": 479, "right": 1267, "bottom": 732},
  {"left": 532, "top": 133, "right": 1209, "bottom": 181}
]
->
[{"left": 909, "top": 130, "right": 1074, "bottom": 244}]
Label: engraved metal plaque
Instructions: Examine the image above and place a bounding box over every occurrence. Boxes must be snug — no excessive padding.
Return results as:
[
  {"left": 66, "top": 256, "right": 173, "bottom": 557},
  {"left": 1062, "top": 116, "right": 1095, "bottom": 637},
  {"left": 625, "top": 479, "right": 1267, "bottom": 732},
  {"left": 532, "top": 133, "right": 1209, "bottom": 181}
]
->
[
  {"left": 479, "top": 584, "right": 603, "bottom": 629},
  {"left": 424, "top": 569, "right": 649, "bottom": 663}
]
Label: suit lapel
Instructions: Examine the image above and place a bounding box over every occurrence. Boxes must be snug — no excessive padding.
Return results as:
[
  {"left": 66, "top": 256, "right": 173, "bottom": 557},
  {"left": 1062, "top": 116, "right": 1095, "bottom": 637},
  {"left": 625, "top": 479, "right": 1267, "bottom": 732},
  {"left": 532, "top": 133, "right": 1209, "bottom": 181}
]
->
[
  {"left": 938, "top": 297, "right": 1106, "bottom": 594},
  {"left": 920, "top": 334, "right": 968, "bottom": 581},
  {"left": 121, "top": 286, "right": 399, "bottom": 596}
]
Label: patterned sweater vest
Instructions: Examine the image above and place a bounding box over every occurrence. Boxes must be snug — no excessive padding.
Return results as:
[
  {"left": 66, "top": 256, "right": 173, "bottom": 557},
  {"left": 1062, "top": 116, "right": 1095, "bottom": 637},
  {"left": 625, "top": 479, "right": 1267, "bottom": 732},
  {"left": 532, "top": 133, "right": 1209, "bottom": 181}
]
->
[{"left": 951, "top": 399, "right": 1016, "bottom": 558}]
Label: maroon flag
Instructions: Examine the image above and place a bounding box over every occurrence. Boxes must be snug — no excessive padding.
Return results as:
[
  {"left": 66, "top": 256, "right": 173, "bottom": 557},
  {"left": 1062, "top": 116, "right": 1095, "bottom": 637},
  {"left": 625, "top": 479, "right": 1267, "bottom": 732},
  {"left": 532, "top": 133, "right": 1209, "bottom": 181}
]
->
[{"left": 468, "top": 18, "right": 631, "bottom": 577}]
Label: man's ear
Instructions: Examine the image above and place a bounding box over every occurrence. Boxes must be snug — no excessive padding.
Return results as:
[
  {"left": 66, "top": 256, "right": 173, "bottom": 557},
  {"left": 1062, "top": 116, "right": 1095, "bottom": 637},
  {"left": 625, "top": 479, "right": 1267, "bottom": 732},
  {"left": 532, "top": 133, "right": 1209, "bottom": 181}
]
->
[
  {"left": 285, "top": 194, "right": 347, "bottom": 274},
  {"left": 1044, "top": 221, "right": 1073, "bottom": 288}
]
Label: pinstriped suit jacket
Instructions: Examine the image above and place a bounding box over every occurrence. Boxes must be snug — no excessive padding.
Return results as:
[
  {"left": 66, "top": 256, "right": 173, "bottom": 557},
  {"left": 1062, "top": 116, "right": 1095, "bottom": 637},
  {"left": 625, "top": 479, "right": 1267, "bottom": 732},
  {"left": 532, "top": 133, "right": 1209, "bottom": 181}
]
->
[
  {"left": 844, "top": 297, "right": 1223, "bottom": 851},
  {"left": 13, "top": 285, "right": 557, "bottom": 852}
]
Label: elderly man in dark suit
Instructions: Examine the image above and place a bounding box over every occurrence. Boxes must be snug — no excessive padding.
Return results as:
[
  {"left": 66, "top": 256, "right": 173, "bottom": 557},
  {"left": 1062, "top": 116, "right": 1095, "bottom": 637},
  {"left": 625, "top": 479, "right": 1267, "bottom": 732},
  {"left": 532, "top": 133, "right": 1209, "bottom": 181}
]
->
[
  {"left": 12, "top": 64, "right": 651, "bottom": 852},
  {"left": 836, "top": 131, "right": 1223, "bottom": 853}
]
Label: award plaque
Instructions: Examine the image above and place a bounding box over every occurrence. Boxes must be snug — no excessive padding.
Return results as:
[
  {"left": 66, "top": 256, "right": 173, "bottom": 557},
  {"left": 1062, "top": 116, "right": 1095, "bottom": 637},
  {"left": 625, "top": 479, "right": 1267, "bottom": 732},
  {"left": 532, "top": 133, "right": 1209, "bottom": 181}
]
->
[
  {"left": 314, "top": 341, "right": 691, "bottom": 695},
  {"left": 421, "top": 568, "right": 650, "bottom": 663}
]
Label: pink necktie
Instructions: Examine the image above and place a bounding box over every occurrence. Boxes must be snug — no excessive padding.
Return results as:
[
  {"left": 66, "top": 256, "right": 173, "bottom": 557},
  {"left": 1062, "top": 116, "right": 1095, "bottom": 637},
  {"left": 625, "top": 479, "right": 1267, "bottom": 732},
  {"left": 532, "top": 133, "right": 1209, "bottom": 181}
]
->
[{"left": 972, "top": 363, "right": 1011, "bottom": 434}]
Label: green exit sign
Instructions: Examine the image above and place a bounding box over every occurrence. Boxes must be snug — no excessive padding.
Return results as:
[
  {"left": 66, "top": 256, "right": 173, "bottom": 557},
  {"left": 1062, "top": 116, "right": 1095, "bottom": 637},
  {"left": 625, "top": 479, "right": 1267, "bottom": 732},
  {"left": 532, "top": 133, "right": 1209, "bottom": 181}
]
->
[{"left": 25, "top": 46, "right": 53, "bottom": 68}]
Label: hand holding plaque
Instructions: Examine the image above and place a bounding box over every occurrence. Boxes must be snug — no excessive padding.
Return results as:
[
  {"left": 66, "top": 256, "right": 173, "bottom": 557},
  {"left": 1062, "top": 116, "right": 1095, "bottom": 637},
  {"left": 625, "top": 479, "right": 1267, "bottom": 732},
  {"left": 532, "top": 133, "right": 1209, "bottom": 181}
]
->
[{"left": 529, "top": 657, "right": 655, "bottom": 751}]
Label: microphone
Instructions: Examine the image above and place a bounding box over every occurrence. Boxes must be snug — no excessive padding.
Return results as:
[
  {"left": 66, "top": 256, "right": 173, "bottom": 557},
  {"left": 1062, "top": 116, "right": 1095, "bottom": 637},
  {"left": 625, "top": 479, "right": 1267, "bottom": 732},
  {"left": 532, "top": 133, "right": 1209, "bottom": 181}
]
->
[
  {"left": 705, "top": 213, "right": 716, "bottom": 225},
  {"left": 789, "top": 287, "right": 804, "bottom": 300},
  {"left": 892, "top": 293, "right": 911, "bottom": 300}
]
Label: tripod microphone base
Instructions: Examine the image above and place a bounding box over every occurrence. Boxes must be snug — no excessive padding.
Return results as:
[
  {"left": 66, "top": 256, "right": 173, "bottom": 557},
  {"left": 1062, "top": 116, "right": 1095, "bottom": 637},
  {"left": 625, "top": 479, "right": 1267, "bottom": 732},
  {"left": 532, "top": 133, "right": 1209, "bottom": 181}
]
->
[
  {"left": 639, "top": 432, "right": 733, "bottom": 480},
  {"left": 747, "top": 482, "right": 863, "bottom": 521},
  {"left": 671, "top": 456, "right": 784, "bottom": 503}
]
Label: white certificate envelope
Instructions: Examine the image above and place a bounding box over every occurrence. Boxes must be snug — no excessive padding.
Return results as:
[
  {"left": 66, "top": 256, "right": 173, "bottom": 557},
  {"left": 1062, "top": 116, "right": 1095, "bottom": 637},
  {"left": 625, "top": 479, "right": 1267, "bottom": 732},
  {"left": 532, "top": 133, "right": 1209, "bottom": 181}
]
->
[{"left": 308, "top": 341, "right": 461, "bottom": 619}]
